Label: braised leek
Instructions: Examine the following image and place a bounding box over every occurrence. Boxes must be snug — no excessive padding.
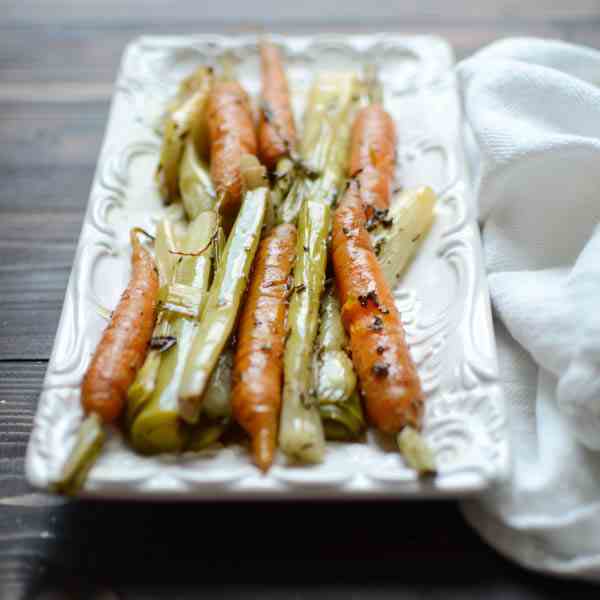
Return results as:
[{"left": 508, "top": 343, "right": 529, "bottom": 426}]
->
[
  {"left": 279, "top": 73, "right": 359, "bottom": 224},
  {"left": 157, "top": 66, "right": 213, "bottom": 203},
  {"left": 279, "top": 200, "right": 329, "bottom": 462},
  {"left": 370, "top": 186, "right": 436, "bottom": 287},
  {"left": 314, "top": 289, "right": 366, "bottom": 441},
  {"left": 178, "top": 184, "right": 267, "bottom": 423}
]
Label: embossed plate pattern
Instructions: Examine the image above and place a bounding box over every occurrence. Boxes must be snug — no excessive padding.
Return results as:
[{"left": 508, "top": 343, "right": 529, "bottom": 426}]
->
[{"left": 26, "top": 34, "right": 509, "bottom": 499}]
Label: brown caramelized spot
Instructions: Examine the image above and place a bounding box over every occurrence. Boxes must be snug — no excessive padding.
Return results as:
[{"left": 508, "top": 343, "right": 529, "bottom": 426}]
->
[
  {"left": 369, "top": 316, "right": 384, "bottom": 332},
  {"left": 372, "top": 363, "right": 389, "bottom": 377}
]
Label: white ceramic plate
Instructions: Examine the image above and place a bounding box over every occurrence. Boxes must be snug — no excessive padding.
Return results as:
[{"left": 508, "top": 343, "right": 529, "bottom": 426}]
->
[{"left": 26, "top": 34, "right": 509, "bottom": 499}]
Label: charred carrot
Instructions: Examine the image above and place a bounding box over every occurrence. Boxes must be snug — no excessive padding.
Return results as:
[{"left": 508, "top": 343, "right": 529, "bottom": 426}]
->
[
  {"left": 349, "top": 68, "right": 396, "bottom": 220},
  {"left": 258, "top": 42, "right": 297, "bottom": 171},
  {"left": 332, "top": 181, "right": 433, "bottom": 471},
  {"left": 232, "top": 223, "right": 297, "bottom": 472},
  {"left": 56, "top": 229, "right": 160, "bottom": 492},
  {"left": 349, "top": 105, "right": 396, "bottom": 218},
  {"left": 82, "top": 230, "right": 159, "bottom": 423},
  {"left": 207, "top": 75, "right": 258, "bottom": 231}
]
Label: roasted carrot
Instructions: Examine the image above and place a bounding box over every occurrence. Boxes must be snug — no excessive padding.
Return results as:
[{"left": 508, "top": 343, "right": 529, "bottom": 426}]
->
[
  {"left": 82, "top": 230, "right": 160, "bottom": 423},
  {"left": 56, "top": 229, "right": 160, "bottom": 493},
  {"left": 331, "top": 181, "right": 423, "bottom": 434},
  {"left": 349, "top": 68, "right": 396, "bottom": 219},
  {"left": 232, "top": 223, "right": 297, "bottom": 471},
  {"left": 349, "top": 106, "right": 396, "bottom": 219},
  {"left": 207, "top": 79, "right": 258, "bottom": 231},
  {"left": 258, "top": 42, "right": 297, "bottom": 171}
]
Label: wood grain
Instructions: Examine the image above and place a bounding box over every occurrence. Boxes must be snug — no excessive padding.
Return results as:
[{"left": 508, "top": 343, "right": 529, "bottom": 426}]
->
[
  {"left": 1, "top": 2, "right": 600, "bottom": 597},
  {"left": 0, "top": 363, "right": 43, "bottom": 499},
  {"left": 0, "top": 102, "right": 107, "bottom": 168},
  {"left": 0, "top": 102, "right": 103, "bottom": 359},
  {"left": 0, "top": 23, "right": 566, "bottom": 89},
  {"left": 4, "top": 0, "right": 600, "bottom": 26},
  {"left": 0, "top": 201, "right": 84, "bottom": 360}
]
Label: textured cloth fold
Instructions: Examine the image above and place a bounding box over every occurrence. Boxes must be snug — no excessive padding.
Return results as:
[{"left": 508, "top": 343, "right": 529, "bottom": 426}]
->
[{"left": 456, "top": 38, "right": 600, "bottom": 580}]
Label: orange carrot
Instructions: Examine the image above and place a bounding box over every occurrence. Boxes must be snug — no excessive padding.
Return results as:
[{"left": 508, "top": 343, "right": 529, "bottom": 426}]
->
[
  {"left": 331, "top": 181, "right": 423, "bottom": 433},
  {"left": 206, "top": 80, "right": 258, "bottom": 229},
  {"left": 232, "top": 223, "right": 297, "bottom": 471},
  {"left": 349, "top": 104, "right": 396, "bottom": 219},
  {"left": 81, "top": 231, "right": 159, "bottom": 423},
  {"left": 258, "top": 42, "right": 297, "bottom": 171}
]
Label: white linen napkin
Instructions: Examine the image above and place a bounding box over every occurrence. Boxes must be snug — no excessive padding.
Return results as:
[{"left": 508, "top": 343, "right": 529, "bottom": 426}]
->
[{"left": 457, "top": 38, "right": 600, "bottom": 580}]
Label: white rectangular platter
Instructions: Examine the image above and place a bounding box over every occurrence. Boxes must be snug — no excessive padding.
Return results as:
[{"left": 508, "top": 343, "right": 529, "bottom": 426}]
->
[{"left": 26, "top": 34, "right": 509, "bottom": 499}]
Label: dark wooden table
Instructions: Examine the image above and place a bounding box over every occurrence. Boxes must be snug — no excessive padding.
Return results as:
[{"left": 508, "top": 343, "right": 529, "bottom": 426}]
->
[{"left": 2, "top": 2, "right": 600, "bottom": 598}]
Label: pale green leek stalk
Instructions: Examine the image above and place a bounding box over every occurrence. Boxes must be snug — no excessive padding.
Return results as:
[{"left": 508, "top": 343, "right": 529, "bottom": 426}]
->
[
  {"left": 213, "top": 225, "right": 226, "bottom": 273},
  {"left": 53, "top": 413, "right": 106, "bottom": 494},
  {"left": 186, "top": 416, "right": 230, "bottom": 452},
  {"left": 278, "top": 74, "right": 359, "bottom": 462},
  {"left": 130, "top": 211, "right": 217, "bottom": 454},
  {"left": 278, "top": 73, "right": 359, "bottom": 224},
  {"left": 315, "top": 289, "right": 365, "bottom": 441},
  {"left": 279, "top": 200, "right": 329, "bottom": 462},
  {"left": 202, "top": 349, "right": 233, "bottom": 420},
  {"left": 314, "top": 289, "right": 356, "bottom": 404},
  {"left": 156, "top": 66, "right": 213, "bottom": 203},
  {"left": 153, "top": 219, "right": 179, "bottom": 286},
  {"left": 397, "top": 427, "right": 436, "bottom": 475},
  {"left": 267, "top": 157, "right": 296, "bottom": 230},
  {"left": 320, "top": 393, "right": 365, "bottom": 441},
  {"left": 185, "top": 339, "right": 234, "bottom": 452},
  {"left": 178, "top": 188, "right": 268, "bottom": 423},
  {"left": 179, "top": 136, "right": 216, "bottom": 220},
  {"left": 370, "top": 186, "right": 436, "bottom": 287},
  {"left": 270, "top": 157, "right": 295, "bottom": 214}
]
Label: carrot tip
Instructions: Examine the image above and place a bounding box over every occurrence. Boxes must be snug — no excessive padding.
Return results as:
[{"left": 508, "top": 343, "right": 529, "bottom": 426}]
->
[{"left": 253, "top": 427, "right": 276, "bottom": 473}]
